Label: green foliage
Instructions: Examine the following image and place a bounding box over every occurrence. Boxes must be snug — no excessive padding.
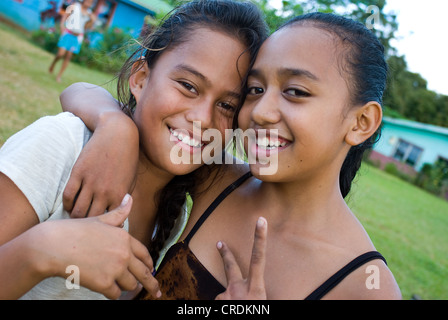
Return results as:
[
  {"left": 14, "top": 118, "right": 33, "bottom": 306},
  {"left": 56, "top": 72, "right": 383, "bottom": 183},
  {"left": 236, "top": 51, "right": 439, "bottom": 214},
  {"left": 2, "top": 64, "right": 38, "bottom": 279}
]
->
[
  {"left": 73, "top": 27, "right": 134, "bottom": 74},
  {"left": 383, "top": 55, "right": 448, "bottom": 128},
  {"left": 415, "top": 160, "right": 448, "bottom": 197},
  {"left": 30, "top": 28, "right": 61, "bottom": 54}
]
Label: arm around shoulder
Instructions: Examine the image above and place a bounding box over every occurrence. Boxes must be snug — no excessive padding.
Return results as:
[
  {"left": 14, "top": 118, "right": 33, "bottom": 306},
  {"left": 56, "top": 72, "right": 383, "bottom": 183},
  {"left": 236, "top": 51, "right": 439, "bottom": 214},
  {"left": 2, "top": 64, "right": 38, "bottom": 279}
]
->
[{"left": 60, "top": 82, "right": 123, "bottom": 130}]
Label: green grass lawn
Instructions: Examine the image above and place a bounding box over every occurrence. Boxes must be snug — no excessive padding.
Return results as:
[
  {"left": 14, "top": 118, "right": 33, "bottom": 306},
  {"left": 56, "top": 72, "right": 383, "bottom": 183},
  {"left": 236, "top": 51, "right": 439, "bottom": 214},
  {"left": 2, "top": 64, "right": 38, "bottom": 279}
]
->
[
  {"left": 0, "top": 21, "right": 115, "bottom": 145},
  {"left": 349, "top": 164, "right": 448, "bottom": 300},
  {"left": 1, "top": 21, "right": 447, "bottom": 300}
]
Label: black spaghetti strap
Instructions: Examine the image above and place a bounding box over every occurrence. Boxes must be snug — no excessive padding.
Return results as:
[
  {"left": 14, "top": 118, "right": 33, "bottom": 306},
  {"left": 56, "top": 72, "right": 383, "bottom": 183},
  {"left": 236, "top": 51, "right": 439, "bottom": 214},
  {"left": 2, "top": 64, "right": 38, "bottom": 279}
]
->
[
  {"left": 304, "top": 251, "right": 387, "bottom": 300},
  {"left": 184, "top": 171, "right": 253, "bottom": 244}
]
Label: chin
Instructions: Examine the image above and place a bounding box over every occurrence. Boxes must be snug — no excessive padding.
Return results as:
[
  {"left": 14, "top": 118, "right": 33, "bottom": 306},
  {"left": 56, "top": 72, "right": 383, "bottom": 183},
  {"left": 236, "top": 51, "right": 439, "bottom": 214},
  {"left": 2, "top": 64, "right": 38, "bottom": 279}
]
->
[
  {"left": 166, "top": 162, "right": 203, "bottom": 176},
  {"left": 249, "top": 163, "right": 280, "bottom": 181}
]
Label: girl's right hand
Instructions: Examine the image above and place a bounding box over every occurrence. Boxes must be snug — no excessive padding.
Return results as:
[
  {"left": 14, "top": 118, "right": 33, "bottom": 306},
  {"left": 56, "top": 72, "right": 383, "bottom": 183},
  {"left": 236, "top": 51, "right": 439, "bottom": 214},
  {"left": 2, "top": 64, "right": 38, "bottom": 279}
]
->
[
  {"left": 36, "top": 194, "right": 160, "bottom": 300},
  {"left": 63, "top": 112, "right": 139, "bottom": 218}
]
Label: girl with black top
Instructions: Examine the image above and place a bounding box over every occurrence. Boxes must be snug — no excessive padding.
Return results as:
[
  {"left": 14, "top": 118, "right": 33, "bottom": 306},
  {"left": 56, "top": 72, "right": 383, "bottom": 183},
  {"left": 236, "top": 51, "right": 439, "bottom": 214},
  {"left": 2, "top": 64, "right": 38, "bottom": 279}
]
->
[{"left": 61, "top": 12, "right": 401, "bottom": 299}]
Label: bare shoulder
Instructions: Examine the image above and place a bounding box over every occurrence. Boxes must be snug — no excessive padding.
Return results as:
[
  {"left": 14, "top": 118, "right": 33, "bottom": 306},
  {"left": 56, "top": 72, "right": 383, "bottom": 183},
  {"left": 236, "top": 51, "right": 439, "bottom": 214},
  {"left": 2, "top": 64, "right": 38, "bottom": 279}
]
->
[{"left": 324, "top": 257, "right": 402, "bottom": 300}]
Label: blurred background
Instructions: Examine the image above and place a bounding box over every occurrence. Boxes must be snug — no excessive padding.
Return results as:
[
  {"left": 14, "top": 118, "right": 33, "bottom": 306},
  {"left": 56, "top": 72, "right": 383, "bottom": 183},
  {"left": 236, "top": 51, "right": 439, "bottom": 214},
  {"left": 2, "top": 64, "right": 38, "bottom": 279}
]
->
[{"left": 0, "top": 0, "right": 447, "bottom": 300}]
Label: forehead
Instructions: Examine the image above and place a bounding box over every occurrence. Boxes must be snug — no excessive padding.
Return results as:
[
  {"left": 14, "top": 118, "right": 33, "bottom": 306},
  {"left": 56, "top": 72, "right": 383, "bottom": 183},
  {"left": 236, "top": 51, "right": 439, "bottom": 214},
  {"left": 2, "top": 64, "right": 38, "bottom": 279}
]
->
[
  {"left": 253, "top": 25, "right": 341, "bottom": 81},
  {"left": 157, "top": 28, "right": 250, "bottom": 81}
]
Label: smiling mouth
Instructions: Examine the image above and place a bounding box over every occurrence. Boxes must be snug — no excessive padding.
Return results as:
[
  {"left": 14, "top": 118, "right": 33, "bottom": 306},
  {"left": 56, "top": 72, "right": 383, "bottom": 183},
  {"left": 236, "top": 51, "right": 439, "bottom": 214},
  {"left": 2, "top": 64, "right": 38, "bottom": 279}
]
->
[
  {"left": 169, "top": 126, "right": 204, "bottom": 148},
  {"left": 255, "top": 134, "right": 291, "bottom": 151},
  {"left": 256, "top": 137, "right": 288, "bottom": 150}
]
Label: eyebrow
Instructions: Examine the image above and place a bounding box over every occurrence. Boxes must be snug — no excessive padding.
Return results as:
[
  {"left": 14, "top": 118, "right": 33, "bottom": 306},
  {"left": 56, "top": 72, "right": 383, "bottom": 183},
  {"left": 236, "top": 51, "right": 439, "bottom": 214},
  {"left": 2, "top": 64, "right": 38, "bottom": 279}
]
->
[
  {"left": 175, "top": 63, "right": 241, "bottom": 100},
  {"left": 248, "top": 67, "right": 319, "bottom": 82},
  {"left": 279, "top": 68, "right": 319, "bottom": 81},
  {"left": 174, "top": 64, "right": 211, "bottom": 86}
]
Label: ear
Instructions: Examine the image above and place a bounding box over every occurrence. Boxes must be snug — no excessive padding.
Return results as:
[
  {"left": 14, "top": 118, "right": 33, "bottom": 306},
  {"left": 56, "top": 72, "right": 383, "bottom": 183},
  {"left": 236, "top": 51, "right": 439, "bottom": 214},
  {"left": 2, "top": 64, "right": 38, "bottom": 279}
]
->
[
  {"left": 345, "top": 101, "right": 382, "bottom": 146},
  {"left": 129, "top": 60, "right": 150, "bottom": 104}
]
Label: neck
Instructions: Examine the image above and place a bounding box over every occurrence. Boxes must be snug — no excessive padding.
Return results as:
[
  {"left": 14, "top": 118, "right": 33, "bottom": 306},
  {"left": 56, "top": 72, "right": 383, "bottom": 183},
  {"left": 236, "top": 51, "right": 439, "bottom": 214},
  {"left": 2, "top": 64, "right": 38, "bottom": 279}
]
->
[
  {"left": 257, "top": 167, "right": 349, "bottom": 229},
  {"left": 128, "top": 152, "right": 175, "bottom": 244}
]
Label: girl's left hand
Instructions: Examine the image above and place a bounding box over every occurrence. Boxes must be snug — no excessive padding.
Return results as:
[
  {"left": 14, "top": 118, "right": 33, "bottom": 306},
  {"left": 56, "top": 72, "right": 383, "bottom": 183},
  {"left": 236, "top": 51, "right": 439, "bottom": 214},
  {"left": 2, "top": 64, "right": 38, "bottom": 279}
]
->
[{"left": 215, "top": 217, "right": 268, "bottom": 300}]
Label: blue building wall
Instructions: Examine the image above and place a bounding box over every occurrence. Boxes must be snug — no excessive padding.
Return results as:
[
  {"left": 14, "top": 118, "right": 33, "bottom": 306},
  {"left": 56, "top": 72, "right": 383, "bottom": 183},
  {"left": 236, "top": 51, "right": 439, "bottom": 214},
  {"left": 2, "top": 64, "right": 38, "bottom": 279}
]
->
[
  {"left": 0, "top": 0, "right": 53, "bottom": 31},
  {"left": 374, "top": 117, "right": 448, "bottom": 171},
  {"left": 110, "top": 2, "right": 148, "bottom": 37},
  {"left": 0, "top": 0, "right": 154, "bottom": 37}
]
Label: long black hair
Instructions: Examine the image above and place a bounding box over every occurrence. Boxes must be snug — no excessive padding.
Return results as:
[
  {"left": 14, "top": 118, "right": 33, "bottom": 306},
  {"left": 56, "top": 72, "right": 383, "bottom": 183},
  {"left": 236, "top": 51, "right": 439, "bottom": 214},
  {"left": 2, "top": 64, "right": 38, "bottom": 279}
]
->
[
  {"left": 116, "top": 0, "right": 268, "bottom": 261},
  {"left": 279, "top": 12, "right": 388, "bottom": 198}
]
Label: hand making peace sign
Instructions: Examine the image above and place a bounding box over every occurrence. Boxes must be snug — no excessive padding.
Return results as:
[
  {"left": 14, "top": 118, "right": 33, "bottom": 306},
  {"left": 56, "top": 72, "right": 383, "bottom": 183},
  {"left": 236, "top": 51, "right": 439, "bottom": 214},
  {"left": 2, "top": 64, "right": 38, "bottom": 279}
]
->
[{"left": 215, "top": 217, "right": 268, "bottom": 300}]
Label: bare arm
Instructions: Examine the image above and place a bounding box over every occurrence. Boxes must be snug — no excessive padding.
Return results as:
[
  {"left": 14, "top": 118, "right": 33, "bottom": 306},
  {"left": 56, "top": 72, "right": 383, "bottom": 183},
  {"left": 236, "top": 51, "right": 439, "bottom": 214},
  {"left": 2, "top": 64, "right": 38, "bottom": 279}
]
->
[
  {"left": 60, "top": 82, "right": 123, "bottom": 130},
  {"left": 0, "top": 174, "right": 159, "bottom": 300},
  {"left": 60, "top": 83, "right": 140, "bottom": 217},
  {"left": 0, "top": 172, "right": 47, "bottom": 299}
]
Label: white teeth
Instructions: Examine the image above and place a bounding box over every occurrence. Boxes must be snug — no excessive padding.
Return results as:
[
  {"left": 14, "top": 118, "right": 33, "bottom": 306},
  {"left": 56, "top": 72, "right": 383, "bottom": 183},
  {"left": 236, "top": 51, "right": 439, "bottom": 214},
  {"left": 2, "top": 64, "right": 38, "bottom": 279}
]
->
[
  {"left": 170, "top": 127, "right": 203, "bottom": 148},
  {"left": 256, "top": 137, "right": 288, "bottom": 149}
]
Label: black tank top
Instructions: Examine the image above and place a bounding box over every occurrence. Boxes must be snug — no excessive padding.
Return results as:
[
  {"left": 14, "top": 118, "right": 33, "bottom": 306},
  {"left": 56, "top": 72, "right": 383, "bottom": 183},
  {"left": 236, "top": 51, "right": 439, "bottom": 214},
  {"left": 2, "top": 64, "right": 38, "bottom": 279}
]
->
[{"left": 138, "top": 172, "right": 386, "bottom": 300}]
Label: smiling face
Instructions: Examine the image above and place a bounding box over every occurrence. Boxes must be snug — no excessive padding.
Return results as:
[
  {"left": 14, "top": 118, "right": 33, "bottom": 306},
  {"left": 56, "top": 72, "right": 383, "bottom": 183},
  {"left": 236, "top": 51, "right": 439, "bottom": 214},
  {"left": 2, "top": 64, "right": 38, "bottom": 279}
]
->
[
  {"left": 238, "top": 25, "right": 363, "bottom": 183},
  {"left": 131, "top": 28, "right": 250, "bottom": 176}
]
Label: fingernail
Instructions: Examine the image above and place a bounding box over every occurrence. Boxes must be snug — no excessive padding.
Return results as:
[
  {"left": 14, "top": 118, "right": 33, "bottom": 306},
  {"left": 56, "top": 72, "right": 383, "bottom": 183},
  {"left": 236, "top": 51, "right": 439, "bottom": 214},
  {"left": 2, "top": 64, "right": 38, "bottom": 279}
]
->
[
  {"left": 156, "top": 290, "right": 162, "bottom": 298},
  {"left": 121, "top": 194, "right": 130, "bottom": 206},
  {"left": 257, "top": 217, "right": 266, "bottom": 227},
  {"left": 217, "top": 241, "right": 223, "bottom": 249}
]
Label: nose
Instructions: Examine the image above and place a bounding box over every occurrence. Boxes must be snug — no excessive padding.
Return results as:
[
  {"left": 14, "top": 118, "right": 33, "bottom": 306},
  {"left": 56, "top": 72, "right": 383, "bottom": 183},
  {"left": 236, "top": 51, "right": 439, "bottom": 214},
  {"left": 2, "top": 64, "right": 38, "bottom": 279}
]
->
[
  {"left": 250, "top": 90, "right": 281, "bottom": 126},
  {"left": 185, "top": 98, "right": 214, "bottom": 130}
]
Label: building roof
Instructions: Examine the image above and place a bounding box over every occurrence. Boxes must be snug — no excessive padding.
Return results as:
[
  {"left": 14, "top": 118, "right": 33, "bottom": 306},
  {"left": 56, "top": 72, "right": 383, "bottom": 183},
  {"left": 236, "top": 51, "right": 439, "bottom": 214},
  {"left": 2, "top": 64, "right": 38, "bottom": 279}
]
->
[{"left": 383, "top": 116, "right": 448, "bottom": 137}]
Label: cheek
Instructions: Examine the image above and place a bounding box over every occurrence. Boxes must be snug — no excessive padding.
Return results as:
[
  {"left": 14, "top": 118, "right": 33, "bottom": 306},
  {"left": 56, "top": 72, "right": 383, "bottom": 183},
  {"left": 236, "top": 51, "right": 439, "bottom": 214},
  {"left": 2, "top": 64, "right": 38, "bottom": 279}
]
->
[{"left": 214, "top": 115, "right": 232, "bottom": 135}]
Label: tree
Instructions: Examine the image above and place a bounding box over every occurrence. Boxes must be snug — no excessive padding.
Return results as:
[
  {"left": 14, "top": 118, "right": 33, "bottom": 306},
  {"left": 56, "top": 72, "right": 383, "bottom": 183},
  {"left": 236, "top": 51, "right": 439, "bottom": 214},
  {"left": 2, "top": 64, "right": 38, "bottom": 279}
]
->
[{"left": 254, "top": 0, "right": 398, "bottom": 55}]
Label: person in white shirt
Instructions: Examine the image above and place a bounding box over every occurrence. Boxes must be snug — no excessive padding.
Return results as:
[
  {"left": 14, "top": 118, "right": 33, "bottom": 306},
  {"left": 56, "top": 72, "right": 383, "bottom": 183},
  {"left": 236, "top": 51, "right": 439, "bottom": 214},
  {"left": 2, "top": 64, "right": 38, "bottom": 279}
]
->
[
  {"left": 0, "top": 0, "right": 267, "bottom": 299},
  {"left": 49, "top": 0, "right": 96, "bottom": 82}
]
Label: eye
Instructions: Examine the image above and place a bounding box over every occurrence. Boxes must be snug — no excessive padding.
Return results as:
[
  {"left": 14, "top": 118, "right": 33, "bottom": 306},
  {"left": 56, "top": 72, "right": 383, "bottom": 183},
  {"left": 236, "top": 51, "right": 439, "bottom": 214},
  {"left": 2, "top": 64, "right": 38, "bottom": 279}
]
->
[
  {"left": 247, "top": 86, "right": 264, "bottom": 95},
  {"left": 218, "top": 102, "right": 236, "bottom": 113},
  {"left": 284, "top": 88, "right": 311, "bottom": 98},
  {"left": 179, "top": 81, "right": 198, "bottom": 94}
]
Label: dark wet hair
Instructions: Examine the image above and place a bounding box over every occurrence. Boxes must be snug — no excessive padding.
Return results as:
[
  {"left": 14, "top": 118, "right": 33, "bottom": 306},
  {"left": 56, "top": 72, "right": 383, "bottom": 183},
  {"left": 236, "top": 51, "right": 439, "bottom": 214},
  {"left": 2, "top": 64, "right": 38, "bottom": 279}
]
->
[
  {"left": 280, "top": 12, "right": 387, "bottom": 198},
  {"left": 117, "top": 0, "right": 268, "bottom": 116},
  {"left": 116, "top": 0, "right": 268, "bottom": 261}
]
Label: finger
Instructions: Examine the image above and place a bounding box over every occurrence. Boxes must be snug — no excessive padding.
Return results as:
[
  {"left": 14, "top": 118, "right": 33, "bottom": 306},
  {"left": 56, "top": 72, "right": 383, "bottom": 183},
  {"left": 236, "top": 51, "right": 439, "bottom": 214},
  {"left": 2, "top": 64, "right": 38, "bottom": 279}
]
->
[
  {"left": 217, "top": 241, "right": 243, "bottom": 285},
  {"left": 63, "top": 176, "right": 82, "bottom": 213},
  {"left": 86, "top": 195, "right": 109, "bottom": 217},
  {"left": 107, "top": 194, "right": 128, "bottom": 212},
  {"left": 116, "top": 269, "right": 139, "bottom": 292},
  {"left": 70, "top": 186, "right": 93, "bottom": 218},
  {"left": 130, "top": 236, "right": 154, "bottom": 271},
  {"left": 128, "top": 256, "right": 161, "bottom": 298},
  {"left": 248, "top": 217, "right": 268, "bottom": 291},
  {"left": 215, "top": 292, "right": 230, "bottom": 300},
  {"left": 129, "top": 237, "right": 161, "bottom": 298},
  {"left": 102, "top": 282, "right": 123, "bottom": 300},
  {"left": 97, "top": 194, "right": 132, "bottom": 227}
]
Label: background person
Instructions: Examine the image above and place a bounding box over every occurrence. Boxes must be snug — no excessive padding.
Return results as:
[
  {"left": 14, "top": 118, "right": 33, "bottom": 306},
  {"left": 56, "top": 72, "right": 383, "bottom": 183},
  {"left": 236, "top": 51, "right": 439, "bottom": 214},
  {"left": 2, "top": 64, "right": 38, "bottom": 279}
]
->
[{"left": 48, "top": 0, "right": 96, "bottom": 82}]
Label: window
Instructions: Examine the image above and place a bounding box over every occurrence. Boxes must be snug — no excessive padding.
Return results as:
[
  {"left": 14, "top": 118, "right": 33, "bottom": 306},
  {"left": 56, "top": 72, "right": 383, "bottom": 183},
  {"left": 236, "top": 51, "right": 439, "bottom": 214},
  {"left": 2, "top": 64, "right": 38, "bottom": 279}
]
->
[{"left": 393, "top": 139, "right": 423, "bottom": 167}]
